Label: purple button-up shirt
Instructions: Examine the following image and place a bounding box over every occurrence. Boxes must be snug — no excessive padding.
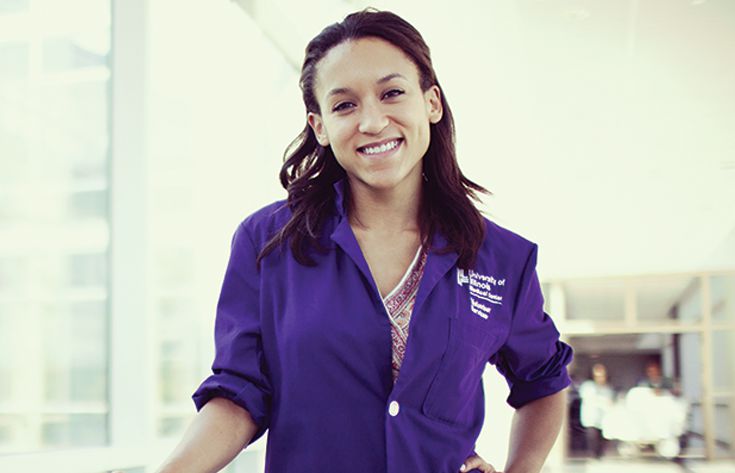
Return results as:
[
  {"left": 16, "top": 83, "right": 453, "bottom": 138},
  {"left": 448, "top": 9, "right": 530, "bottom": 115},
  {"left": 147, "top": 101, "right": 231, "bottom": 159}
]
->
[{"left": 192, "top": 178, "right": 573, "bottom": 473}]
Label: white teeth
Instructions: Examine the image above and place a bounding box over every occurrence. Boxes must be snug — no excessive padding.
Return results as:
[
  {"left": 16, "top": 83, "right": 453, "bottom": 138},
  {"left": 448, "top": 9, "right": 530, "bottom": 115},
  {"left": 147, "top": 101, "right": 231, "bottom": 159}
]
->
[{"left": 361, "top": 139, "right": 400, "bottom": 155}]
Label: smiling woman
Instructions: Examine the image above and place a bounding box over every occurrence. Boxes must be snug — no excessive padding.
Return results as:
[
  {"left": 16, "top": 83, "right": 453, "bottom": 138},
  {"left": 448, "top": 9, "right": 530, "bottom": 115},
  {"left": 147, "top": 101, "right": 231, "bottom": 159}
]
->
[
  {"left": 306, "top": 37, "right": 442, "bottom": 195},
  {"left": 155, "top": 8, "right": 573, "bottom": 473}
]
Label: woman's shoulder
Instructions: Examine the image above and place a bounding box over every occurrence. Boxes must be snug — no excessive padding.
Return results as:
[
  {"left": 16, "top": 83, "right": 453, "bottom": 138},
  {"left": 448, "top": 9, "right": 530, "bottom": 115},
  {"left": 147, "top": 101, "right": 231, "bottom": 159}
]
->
[
  {"left": 235, "top": 199, "right": 292, "bottom": 246},
  {"left": 480, "top": 216, "right": 538, "bottom": 261}
]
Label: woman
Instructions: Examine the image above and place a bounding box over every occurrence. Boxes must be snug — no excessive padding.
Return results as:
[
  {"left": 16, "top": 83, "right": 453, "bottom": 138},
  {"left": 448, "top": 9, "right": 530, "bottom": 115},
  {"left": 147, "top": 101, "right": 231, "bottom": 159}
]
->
[{"left": 157, "top": 9, "right": 572, "bottom": 473}]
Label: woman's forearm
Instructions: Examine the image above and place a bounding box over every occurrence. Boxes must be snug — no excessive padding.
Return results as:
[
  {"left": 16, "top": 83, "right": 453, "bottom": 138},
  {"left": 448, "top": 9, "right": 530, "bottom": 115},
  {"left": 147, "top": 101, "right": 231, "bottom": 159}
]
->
[
  {"left": 155, "top": 397, "right": 259, "bottom": 473},
  {"left": 504, "top": 389, "right": 567, "bottom": 473}
]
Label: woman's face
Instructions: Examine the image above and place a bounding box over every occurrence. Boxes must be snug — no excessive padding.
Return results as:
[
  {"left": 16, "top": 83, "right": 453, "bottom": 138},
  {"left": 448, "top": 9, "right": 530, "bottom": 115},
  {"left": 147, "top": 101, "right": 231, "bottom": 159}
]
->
[{"left": 308, "top": 37, "right": 443, "bottom": 193}]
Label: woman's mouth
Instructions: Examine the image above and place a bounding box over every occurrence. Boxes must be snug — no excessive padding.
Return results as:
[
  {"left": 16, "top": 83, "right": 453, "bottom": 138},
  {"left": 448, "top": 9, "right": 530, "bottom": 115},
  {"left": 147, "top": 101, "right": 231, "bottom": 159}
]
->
[{"left": 356, "top": 138, "right": 403, "bottom": 158}]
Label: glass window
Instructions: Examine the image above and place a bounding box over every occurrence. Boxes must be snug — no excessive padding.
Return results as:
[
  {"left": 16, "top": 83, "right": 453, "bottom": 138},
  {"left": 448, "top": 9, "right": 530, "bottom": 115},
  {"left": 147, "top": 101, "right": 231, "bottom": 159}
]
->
[
  {"left": 68, "top": 189, "right": 108, "bottom": 220},
  {"left": 713, "top": 395, "right": 734, "bottom": 458},
  {"left": 42, "top": 300, "right": 107, "bottom": 403},
  {"left": 42, "top": 35, "right": 108, "bottom": 73},
  {"left": 68, "top": 253, "right": 107, "bottom": 288},
  {"left": 155, "top": 249, "right": 195, "bottom": 290},
  {"left": 637, "top": 275, "right": 700, "bottom": 322},
  {"left": 0, "top": 0, "right": 27, "bottom": 14},
  {"left": 0, "top": 302, "right": 21, "bottom": 402},
  {"left": 676, "top": 277, "right": 703, "bottom": 323},
  {"left": 0, "top": 257, "right": 27, "bottom": 293},
  {"left": 563, "top": 279, "right": 626, "bottom": 321},
  {"left": 711, "top": 274, "right": 735, "bottom": 323},
  {"left": 41, "top": 413, "right": 106, "bottom": 447},
  {"left": 0, "top": 415, "right": 24, "bottom": 454},
  {"left": 0, "top": 1, "right": 110, "bottom": 453},
  {"left": 0, "top": 41, "right": 28, "bottom": 79},
  {"left": 712, "top": 330, "right": 734, "bottom": 392},
  {"left": 156, "top": 295, "right": 200, "bottom": 436},
  {"left": 39, "top": 81, "right": 110, "bottom": 178}
]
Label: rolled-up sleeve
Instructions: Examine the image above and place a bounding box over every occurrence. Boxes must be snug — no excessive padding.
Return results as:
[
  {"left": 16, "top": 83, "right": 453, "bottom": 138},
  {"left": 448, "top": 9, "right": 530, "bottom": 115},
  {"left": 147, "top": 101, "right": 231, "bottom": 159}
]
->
[
  {"left": 490, "top": 243, "right": 573, "bottom": 409},
  {"left": 192, "top": 221, "right": 272, "bottom": 443}
]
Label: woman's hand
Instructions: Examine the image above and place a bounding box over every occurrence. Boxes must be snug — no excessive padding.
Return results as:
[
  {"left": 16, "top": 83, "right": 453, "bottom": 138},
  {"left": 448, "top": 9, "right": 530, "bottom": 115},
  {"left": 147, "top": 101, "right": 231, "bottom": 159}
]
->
[{"left": 460, "top": 452, "right": 499, "bottom": 472}]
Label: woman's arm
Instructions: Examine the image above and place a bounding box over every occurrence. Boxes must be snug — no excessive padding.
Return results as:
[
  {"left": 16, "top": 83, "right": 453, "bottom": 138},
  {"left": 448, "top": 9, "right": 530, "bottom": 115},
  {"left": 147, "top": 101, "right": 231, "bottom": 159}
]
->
[
  {"left": 503, "top": 389, "right": 567, "bottom": 473},
  {"left": 155, "top": 397, "right": 259, "bottom": 473}
]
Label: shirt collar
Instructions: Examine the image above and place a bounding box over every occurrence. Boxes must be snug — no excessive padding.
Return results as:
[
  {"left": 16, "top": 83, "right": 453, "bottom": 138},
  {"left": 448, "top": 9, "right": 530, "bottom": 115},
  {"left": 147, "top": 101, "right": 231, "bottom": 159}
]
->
[
  {"left": 332, "top": 177, "right": 348, "bottom": 218},
  {"left": 327, "top": 177, "right": 459, "bottom": 311}
]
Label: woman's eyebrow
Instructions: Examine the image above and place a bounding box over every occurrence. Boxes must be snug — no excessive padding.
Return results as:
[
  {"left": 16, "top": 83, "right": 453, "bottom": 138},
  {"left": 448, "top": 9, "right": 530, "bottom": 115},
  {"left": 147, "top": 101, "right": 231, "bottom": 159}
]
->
[
  {"left": 326, "top": 73, "right": 407, "bottom": 99},
  {"left": 376, "top": 72, "right": 406, "bottom": 84}
]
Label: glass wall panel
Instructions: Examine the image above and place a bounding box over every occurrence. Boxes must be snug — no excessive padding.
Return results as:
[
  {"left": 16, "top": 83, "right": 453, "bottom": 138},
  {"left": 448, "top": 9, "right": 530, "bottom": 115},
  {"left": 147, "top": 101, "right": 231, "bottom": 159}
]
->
[
  {"left": 155, "top": 291, "right": 200, "bottom": 436},
  {"left": 42, "top": 300, "right": 107, "bottom": 403},
  {"left": 0, "top": 415, "right": 25, "bottom": 452},
  {"left": 712, "top": 330, "right": 734, "bottom": 392},
  {"left": 676, "top": 277, "right": 703, "bottom": 323},
  {"left": 42, "top": 35, "right": 108, "bottom": 73},
  {"left": 0, "top": 42, "right": 28, "bottom": 79},
  {"left": 711, "top": 274, "right": 735, "bottom": 324},
  {"left": 637, "top": 275, "right": 700, "bottom": 323},
  {"left": 0, "top": 257, "right": 28, "bottom": 292},
  {"left": 563, "top": 279, "right": 626, "bottom": 321},
  {"left": 0, "top": 1, "right": 110, "bottom": 453},
  {"left": 68, "top": 252, "right": 107, "bottom": 288},
  {"left": 41, "top": 413, "right": 106, "bottom": 447},
  {"left": 0, "top": 0, "right": 27, "bottom": 14},
  {"left": 0, "top": 301, "right": 21, "bottom": 403},
  {"left": 713, "top": 396, "right": 734, "bottom": 458},
  {"left": 145, "top": 0, "right": 299, "bottom": 442}
]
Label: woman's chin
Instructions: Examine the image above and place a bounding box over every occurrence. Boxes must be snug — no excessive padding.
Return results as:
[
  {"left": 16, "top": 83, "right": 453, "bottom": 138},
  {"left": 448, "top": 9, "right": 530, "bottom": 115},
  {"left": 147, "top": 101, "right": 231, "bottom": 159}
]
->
[{"left": 351, "top": 172, "right": 421, "bottom": 195}]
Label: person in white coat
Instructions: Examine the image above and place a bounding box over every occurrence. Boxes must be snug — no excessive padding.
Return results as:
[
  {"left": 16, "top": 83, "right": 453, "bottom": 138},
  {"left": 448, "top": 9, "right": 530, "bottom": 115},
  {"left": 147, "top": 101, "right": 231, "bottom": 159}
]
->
[{"left": 579, "top": 363, "right": 614, "bottom": 458}]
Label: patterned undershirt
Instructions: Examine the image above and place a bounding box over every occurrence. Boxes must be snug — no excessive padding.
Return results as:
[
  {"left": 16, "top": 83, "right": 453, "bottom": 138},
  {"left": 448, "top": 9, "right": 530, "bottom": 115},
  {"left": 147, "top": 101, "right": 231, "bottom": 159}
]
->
[{"left": 381, "top": 245, "right": 428, "bottom": 384}]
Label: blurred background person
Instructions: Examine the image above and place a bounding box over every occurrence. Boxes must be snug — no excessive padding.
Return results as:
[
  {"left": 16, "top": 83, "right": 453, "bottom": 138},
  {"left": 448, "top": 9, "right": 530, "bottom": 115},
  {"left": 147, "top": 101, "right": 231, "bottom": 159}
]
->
[
  {"left": 639, "top": 360, "right": 677, "bottom": 396},
  {"left": 579, "top": 363, "right": 615, "bottom": 459}
]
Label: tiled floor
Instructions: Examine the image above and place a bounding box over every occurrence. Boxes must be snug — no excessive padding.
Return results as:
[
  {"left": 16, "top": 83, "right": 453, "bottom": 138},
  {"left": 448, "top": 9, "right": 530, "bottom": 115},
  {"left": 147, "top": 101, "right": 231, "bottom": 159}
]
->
[{"left": 553, "top": 458, "right": 735, "bottom": 473}]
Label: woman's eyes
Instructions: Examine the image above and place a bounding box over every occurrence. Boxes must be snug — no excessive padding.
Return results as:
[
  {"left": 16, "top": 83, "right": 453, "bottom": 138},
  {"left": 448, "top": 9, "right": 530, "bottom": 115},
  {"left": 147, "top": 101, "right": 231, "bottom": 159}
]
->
[
  {"left": 382, "top": 88, "right": 404, "bottom": 99},
  {"left": 331, "top": 89, "right": 405, "bottom": 113},
  {"left": 333, "top": 102, "right": 355, "bottom": 112}
]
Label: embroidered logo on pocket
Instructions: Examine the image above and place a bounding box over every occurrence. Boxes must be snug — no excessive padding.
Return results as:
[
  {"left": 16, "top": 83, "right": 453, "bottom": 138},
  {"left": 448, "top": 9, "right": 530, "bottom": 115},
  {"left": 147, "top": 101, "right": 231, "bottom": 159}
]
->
[{"left": 457, "top": 269, "right": 506, "bottom": 319}]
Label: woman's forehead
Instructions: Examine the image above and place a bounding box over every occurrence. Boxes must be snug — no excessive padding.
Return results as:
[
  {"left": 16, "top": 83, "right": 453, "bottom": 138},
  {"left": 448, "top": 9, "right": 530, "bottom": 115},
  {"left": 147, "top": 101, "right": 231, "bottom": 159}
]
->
[{"left": 313, "top": 37, "right": 421, "bottom": 98}]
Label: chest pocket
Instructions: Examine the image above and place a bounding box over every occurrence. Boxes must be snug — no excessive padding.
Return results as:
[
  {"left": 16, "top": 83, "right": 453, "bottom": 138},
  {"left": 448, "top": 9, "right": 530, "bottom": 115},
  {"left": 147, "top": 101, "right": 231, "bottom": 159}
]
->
[{"left": 421, "top": 312, "right": 496, "bottom": 426}]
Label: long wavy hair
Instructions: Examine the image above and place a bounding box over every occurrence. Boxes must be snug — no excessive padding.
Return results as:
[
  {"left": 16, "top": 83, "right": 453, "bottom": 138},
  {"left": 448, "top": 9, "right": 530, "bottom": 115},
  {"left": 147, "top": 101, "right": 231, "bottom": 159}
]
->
[{"left": 257, "top": 8, "right": 490, "bottom": 269}]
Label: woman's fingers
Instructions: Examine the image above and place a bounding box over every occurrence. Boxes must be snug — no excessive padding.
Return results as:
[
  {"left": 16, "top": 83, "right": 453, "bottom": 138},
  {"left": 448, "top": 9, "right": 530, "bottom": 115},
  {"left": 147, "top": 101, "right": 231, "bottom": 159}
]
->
[{"left": 459, "top": 453, "right": 499, "bottom": 472}]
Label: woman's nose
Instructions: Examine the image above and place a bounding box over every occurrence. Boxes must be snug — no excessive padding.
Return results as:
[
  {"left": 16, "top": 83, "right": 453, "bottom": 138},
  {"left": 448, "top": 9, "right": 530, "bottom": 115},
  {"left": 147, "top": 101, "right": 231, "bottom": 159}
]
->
[{"left": 357, "top": 102, "right": 389, "bottom": 135}]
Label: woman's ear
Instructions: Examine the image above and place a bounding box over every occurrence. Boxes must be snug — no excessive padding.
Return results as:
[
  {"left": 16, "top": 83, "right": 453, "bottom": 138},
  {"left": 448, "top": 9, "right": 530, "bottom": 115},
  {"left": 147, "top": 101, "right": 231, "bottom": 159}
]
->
[
  {"left": 425, "top": 85, "right": 443, "bottom": 124},
  {"left": 308, "top": 112, "right": 330, "bottom": 146}
]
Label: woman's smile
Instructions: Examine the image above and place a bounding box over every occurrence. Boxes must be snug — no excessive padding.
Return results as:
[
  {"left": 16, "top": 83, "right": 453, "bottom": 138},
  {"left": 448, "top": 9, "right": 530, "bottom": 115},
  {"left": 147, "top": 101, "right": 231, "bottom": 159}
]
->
[{"left": 356, "top": 137, "right": 404, "bottom": 159}]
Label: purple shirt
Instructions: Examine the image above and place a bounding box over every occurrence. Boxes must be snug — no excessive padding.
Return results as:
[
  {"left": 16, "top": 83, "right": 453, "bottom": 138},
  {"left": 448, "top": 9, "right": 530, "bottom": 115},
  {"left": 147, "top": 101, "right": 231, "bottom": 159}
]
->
[{"left": 192, "top": 178, "right": 573, "bottom": 472}]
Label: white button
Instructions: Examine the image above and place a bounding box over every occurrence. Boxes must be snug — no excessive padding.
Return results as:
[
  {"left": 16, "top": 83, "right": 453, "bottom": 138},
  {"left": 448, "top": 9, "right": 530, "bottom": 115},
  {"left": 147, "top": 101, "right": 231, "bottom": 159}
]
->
[{"left": 388, "top": 401, "right": 400, "bottom": 417}]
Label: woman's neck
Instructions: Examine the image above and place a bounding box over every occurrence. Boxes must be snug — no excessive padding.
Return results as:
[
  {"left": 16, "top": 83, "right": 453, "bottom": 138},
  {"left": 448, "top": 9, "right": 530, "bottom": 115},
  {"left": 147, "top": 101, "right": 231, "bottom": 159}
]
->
[{"left": 346, "top": 176, "right": 422, "bottom": 234}]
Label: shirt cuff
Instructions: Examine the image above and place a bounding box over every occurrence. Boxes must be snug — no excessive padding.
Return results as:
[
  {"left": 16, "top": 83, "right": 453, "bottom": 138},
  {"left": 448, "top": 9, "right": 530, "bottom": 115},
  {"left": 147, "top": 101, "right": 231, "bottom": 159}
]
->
[
  {"left": 192, "top": 373, "right": 271, "bottom": 444},
  {"left": 507, "top": 369, "right": 572, "bottom": 409}
]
